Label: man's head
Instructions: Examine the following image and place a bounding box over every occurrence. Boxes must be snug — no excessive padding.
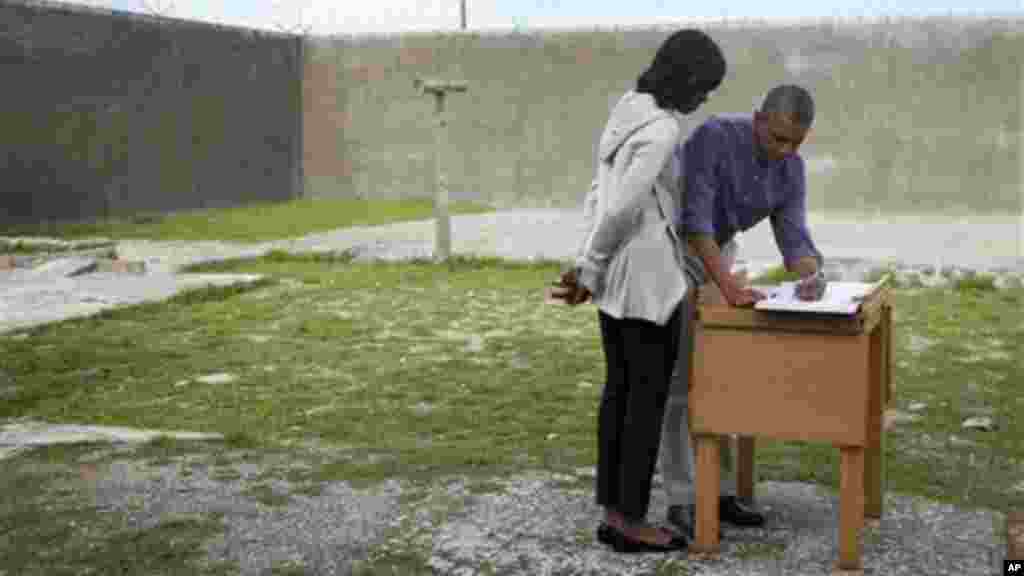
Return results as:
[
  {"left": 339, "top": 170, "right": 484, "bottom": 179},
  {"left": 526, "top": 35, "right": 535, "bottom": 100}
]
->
[
  {"left": 636, "top": 29, "right": 727, "bottom": 114},
  {"left": 753, "top": 85, "right": 815, "bottom": 163}
]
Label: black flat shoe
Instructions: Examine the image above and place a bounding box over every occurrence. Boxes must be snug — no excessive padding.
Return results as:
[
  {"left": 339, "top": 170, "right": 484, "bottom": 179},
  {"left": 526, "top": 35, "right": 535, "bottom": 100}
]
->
[
  {"left": 596, "top": 523, "right": 614, "bottom": 547},
  {"left": 604, "top": 525, "right": 688, "bottom": 554}
]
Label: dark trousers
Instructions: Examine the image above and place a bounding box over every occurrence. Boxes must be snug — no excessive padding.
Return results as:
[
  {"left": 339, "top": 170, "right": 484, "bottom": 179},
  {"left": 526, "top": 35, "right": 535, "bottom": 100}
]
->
[{"left": 595, "top": 305, "right": 683, "bottom": 522}]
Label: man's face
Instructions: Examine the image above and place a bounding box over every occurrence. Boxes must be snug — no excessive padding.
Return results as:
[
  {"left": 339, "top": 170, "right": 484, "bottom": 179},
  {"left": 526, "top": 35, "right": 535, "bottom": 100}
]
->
[{"left": 753, "top": 111, "right": 809, "bottom": 163}]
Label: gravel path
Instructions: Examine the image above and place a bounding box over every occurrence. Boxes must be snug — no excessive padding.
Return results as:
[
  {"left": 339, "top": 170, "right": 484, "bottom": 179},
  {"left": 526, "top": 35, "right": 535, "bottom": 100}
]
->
[
  {"left": 20, "top": 439, "right": 1005, "bottom": 576},
  {"left": 37, "top": 447, "right": 1010, "bottom": 575}
]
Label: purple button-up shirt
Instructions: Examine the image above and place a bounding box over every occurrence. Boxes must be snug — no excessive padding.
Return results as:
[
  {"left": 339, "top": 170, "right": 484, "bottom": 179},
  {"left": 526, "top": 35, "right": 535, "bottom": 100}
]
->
[{"left": 675, "top": 113, "right": 823, "bottom": 270}]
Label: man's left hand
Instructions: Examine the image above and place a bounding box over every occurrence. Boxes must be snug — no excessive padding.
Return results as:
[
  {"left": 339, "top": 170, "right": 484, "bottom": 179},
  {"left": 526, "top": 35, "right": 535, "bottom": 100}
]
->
[{"left": 795, "top": 271, "right": 827, "bottom": 301}]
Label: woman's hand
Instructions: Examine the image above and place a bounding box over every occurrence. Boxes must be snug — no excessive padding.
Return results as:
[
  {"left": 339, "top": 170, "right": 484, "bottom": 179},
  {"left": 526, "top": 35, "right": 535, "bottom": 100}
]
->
[{"left": 548, "top": 268, "right": 592, "bottom": 306}]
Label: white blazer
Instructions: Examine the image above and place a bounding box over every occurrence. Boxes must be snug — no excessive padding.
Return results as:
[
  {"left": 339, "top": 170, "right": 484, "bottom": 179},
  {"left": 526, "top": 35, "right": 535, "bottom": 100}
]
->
[{"left": 575, "top": 91, "right": 695, "bottom": 326}]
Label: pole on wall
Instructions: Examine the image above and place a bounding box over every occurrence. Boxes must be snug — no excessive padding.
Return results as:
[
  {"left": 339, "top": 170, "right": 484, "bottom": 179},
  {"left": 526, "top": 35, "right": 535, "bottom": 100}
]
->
[
  {"left": 415, "top": 77, "right": 468, "bottom": 263},
  {"left": 460, "top": 0, "right": 467, "bottom": 29}
]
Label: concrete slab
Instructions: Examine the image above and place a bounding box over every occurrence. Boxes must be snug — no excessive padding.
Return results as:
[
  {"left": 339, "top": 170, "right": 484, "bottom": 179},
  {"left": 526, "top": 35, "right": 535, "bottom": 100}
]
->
[
  {"left": 92, "top": 258, "right": 146, "bottom": 274},
  {"left": 0, "top": 272, "right": 265, "bottom": 334},
  {"left": 0, "top": 420, "right": 224, "bottom": 460},
  {"left": 22, "top": 256, "right": 98, "bottom": 280}
]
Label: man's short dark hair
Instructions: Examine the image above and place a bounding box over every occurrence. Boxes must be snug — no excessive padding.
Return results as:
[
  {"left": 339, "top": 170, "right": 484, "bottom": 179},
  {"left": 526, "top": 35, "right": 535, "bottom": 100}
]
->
[
  {"left": 636, "top": 29, "right": 726, "bottom": 113},
  {"left": 760, "top": 85, "right": 815, "bottom": 127}
]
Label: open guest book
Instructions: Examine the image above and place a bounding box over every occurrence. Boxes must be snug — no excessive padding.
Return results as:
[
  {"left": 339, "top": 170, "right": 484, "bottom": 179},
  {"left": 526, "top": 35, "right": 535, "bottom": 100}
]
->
[{"left": 752, "top": 275, "right": 891, "bottom": 315}]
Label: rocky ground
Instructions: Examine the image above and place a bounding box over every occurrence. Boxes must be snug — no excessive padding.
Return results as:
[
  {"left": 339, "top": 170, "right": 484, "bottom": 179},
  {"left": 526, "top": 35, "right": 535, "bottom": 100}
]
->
[{"left": 1, "top": 426, "right": 1008, "bottom": 575}]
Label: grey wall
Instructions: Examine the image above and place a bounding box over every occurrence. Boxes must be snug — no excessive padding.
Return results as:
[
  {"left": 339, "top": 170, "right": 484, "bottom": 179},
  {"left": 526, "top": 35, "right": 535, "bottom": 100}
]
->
[
  {"left": 2, "top": 7, "right": 1018, "bottom": 229},
  {"left": 305, "top": 19, "right": 1022, "bottom": 216},
  {"left": 0, "top": 0, "right": 303, "bottom": 228}
]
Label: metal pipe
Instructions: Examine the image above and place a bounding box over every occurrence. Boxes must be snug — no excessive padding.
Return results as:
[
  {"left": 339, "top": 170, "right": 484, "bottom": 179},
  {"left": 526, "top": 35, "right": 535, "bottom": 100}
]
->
[{"left": 415, "top": 77, "right": 468, "bottom": 263}]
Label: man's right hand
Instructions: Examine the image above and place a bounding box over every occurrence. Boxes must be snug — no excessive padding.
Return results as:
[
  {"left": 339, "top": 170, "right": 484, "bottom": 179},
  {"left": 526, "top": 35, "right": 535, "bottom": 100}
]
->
[{"left": 722, "top": 284, "right": 766, "bottom": 308}]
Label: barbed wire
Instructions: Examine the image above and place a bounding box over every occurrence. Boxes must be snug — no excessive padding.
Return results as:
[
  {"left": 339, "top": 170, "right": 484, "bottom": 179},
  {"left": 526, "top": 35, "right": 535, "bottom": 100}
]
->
[
  {"left": 267, "top": 0, "right": 314, "bottom": 36},
  {"left": 137, "top": 0, "right": 174, "bottom": 17}
]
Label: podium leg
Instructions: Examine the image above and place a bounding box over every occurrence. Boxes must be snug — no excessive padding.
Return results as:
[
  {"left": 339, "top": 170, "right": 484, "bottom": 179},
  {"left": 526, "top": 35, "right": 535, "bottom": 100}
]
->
[
  {"left": 737, "top": 436, "right": 755, "bottom": 505},
  {"left": 838, "top": 446, "right": 865, "bottom": 570},
  {"left": 866, "top": 320, "right": 885, "bottom": 520},
  {"left": 694, "top": 434, "right": 721, "bottom": 553}
]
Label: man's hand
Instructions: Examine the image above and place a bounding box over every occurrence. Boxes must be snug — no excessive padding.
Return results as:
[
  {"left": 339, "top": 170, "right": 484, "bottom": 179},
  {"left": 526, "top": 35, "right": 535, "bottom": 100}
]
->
[
  {"left": 722, "top": 284, "right": 767, "bottom": 307},
  {"left": 795, "top": 270, "right": 827, "bottom": 301},
  {"left": 688, "top": 235, "right": 765, "bottom": 308},
  {"left": 547, "top": 268, "right": 592, "bottom": 306}
]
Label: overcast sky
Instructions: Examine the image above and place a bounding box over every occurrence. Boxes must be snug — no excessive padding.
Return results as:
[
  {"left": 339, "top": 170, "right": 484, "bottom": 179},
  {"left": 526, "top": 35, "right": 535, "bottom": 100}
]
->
[{"left": 59, "top": 0, "right": 1023, "bottom": 35}]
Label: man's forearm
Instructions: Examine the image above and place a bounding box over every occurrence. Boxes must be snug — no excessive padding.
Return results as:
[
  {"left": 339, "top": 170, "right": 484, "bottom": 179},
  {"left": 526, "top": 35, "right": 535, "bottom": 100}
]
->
[
  {"left": 688, "top": 234, "right": 738, "bottom": 295},
  {"left": 787, "top": 256, "right": 820, "bottom": 278}
]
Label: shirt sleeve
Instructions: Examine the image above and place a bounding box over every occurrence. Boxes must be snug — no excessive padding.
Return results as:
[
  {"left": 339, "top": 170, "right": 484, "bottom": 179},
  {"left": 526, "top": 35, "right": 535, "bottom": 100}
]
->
[
  {"left": 770, "top": 156, "right": 824, "bottom": 270},
  {"left": 575, "top": 118, "right": 679, "bottom": 295},
  {"left": 676, "top": 121, "right": 720, "bottom": 239},
  {"left": 574, "top": 178, "right": 600, "bottom": 258}
]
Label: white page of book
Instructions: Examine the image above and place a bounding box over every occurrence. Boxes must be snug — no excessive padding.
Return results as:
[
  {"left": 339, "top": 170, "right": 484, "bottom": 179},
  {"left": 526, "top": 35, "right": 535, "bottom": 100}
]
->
[{"left": 752, "top": 276, "right": 888, "bottom": 315}]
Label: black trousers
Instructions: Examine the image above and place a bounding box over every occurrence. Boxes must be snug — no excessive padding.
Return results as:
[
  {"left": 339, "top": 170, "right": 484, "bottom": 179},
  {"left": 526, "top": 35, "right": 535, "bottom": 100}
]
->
[{"left": 595, "top": 305, "right": 683, "bottom": 522}]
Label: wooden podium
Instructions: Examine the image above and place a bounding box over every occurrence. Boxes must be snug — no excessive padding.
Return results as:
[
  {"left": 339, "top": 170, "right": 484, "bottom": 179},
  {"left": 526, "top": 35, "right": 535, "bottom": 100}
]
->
[{"left": 688, "top": 283, "right": 892, "bottom": 571}]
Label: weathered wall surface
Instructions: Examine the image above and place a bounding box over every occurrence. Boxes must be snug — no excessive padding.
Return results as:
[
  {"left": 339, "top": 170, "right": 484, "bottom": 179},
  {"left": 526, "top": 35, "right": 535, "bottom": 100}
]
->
[
  {"left": 304, "top": 19, "right": 1022, "bottom": 215},
  {"left": 0, "top": 0, "right": 303, "bottom": 227},
  {"left": 2, "top": 7, "right": 1018, "bottom": 229}
]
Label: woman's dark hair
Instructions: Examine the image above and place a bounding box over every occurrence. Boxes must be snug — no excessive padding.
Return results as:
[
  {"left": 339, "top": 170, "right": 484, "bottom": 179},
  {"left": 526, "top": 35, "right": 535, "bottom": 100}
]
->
[{"left": 636, "top": 29, "right": 726, "bottom": 112}]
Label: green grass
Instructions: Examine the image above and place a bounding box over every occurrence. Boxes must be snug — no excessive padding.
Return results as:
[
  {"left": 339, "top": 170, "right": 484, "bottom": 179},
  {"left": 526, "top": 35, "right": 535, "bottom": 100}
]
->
[
  {"left": 0, "top": 254, "right": 1020, "bottom": 574},
  {"left": 1, "top": 197, "right": 494, "bottom": 243},
  {"left": 750, "top": 266, "right": 802, "bottom": 284},
  {"left": 0, "top": 443, "right": 228, "bottom": 576},
  {"left": 0, "top": 239, "right": 117, "bottom": 255}
]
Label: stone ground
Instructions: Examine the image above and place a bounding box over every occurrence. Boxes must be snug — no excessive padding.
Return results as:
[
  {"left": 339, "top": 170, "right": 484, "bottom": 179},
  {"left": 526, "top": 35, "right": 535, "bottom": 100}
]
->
[
  {"left": 1, "top": 209, "right": 1019, "bottom": 574},
  {"left": 3, "top": 427, "right": 1008, "bottom": 575}
]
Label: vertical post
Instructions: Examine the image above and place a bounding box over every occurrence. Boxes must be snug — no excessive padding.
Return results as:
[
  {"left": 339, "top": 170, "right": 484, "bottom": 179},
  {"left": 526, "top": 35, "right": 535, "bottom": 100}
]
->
[
  {"left": 1009, "top": 512, "right": 1024, "bottom": 565},
  {"left": 433, "top": 91, "right": 451, "bottom": 261},
  {"left": 694, "top": 434, "right": 721, "bottom": 554},
  {"left": 838, "top": 446, "right": 865, "bottom": 571},
  {"left": 736, "top": 436, "right": 755, "bottom": 505},
  {"left": 865, "top": 317, "right": 885, "bottom": 520},
  {"left": 460, "top": 0, "right": 467, "bottom": 30},
  {"left": 415, "top": 77, "right": 468, "bottom": 264}
]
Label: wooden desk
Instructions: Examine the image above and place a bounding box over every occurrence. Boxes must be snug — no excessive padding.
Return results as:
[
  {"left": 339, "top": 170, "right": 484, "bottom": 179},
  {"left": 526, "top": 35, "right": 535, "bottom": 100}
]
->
[{"left": 688, "top": 286, "right": 892, "bottom": 571}]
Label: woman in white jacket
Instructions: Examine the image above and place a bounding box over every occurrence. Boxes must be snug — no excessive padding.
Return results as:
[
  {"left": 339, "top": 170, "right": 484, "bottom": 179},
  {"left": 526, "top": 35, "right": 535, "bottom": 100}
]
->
[{"left": 550, "top": 29, "right": 726, "bottom": 553}]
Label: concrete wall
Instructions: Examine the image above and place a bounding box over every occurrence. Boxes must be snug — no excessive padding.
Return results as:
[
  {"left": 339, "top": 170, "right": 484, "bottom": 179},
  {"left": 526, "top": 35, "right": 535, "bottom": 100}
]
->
[
  {"left": 304, "top": 19, "right": 1022, "bottom": 216},
  {"left": 2, "top": 7, "right": 1017, "bottom": 228},
  {"left": 0, "top": 0, "right": 303, "bottom": 228}
]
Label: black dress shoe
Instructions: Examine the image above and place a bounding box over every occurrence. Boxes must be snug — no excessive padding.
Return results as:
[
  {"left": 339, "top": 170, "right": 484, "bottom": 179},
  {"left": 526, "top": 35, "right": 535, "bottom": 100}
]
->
[
  {"left": 666, "top": 505, "right": 695, "bottom": 541},
  {"left": 668, "top": 497, "right": 765, "bottom": 534},
  {"left": 603, "top": 524, "right": 688, "bottom": 554},
  {"left": 719, "top": 496, "right": 765, "bottom": 527},
  {"left": 596, "top": 523, "right": 614, "bottom": 547}
]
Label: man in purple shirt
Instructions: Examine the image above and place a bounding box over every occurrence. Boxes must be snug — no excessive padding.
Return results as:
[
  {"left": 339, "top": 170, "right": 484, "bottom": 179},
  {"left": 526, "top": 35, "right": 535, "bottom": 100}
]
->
[
  {"left": 678, "top": 84, "right": 825, "bottom": 304},
  {"left": 660, "top": 85, "right": 827, "bottom": 539}
]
